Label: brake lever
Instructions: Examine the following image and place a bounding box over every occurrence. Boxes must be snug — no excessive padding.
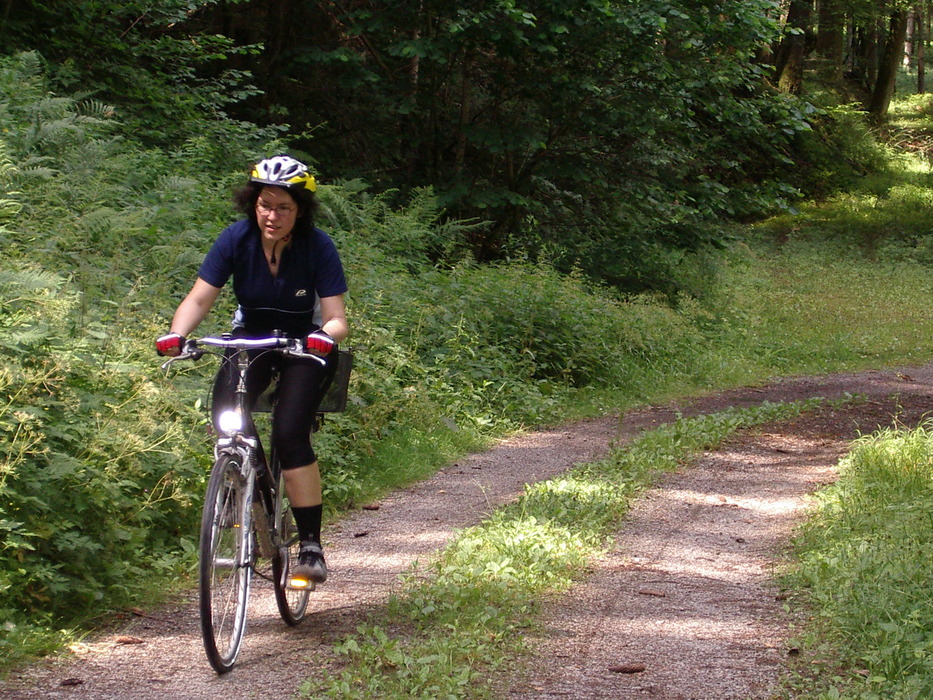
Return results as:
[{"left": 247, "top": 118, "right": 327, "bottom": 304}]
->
[
  {"left": 160, "top": 347, "right": 204, "bottom": 372},
  {"left": 283, "top": 339, "right": 328, "bottom": 365}
]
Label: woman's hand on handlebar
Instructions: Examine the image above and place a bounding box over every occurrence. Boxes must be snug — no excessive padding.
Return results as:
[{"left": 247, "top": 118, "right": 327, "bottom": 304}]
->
[
  {"left": 305, "top": 330, "right": 337, "bottom": 357},
  {"left": 156, "top": 332, "right": 186, "bottom": 357}
]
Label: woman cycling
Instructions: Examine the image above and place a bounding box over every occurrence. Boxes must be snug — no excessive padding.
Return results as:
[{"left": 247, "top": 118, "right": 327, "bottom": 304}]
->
[{"left": 156, "top": 155, "right": 349, "bottom": 586}]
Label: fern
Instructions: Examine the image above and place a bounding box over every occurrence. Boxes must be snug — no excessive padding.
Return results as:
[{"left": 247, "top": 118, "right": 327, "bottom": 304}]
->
[
  {"left": 77, "top": 99, "right": 116, "bottom": 120},
  {"left": 0, "top": 143, "right": 21, "bottom": 225},
  {"left": 0, "top": 266, "right": 71, "bottom": 352},
  {"left": 317, "top": 179, "right": 375, "bottom": 232}
]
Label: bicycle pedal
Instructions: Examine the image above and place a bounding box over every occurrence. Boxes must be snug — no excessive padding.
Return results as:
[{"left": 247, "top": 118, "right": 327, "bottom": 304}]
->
[{"left": 287, "top": 577, "right": 316, "bottom": 591}]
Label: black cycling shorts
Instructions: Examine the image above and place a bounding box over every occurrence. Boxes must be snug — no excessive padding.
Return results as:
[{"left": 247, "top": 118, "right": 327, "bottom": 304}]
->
[{"left": 210, "top": 345, "right": 337, "bottom": 470}]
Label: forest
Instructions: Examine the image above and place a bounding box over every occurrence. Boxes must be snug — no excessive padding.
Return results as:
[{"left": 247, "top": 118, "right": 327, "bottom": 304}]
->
[
  {"left": 5, "top": 0, "right": 911, "bottom": 292},
  {"left": 4, "top": 0, "right": 933, "bottom": 690}
]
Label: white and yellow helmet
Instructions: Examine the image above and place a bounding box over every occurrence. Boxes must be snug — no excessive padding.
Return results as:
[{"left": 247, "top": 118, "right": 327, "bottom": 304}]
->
[{"left": 249, "top": 155, "right": 317, "bottom": 192}]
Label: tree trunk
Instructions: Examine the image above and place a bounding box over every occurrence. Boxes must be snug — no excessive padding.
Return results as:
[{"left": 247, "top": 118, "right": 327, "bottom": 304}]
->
[
  {"left": 453, "top": 51, "right": 473, "bottom": 178},
  {"left": 774, "top": 0, "right": 813, "bottom": 94},
  {"left": 850, "top": 20, "right": 880, "bottom": 91},
  {"left": 816, "top": 0, "right": 844, "bottom": 80},
  {"left": 869, "top": 10, "right": 910, "bottom": 124},
  {"left": 919, "top": 5, "right": 927, "bottom": 93}
]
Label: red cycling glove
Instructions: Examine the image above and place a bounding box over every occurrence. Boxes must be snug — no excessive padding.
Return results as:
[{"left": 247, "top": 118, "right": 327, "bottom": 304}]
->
[
  {"left": 156, "top": 332, "right": 185, "bottom": 357},
  {"left": 305, "top": 330, "right": 336, "bottom": 356}
]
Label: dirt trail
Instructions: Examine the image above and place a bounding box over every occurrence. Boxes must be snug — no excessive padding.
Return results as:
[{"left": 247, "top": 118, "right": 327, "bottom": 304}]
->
[{"left": 5, "top": 365, "right": 933, "bottom": 699}]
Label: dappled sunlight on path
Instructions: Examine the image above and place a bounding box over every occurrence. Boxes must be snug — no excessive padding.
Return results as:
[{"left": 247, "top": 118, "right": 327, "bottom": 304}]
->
[{"left": 507, "top": 365, "right": 933, "bottom": 699}]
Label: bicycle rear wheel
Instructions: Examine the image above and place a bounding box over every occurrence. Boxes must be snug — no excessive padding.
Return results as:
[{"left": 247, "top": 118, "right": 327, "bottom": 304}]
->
[
  {"left": 272, "top": 472, "right": 310, "bottom": 625},
  {"left": 199, "top": 454, "right": 253, "bottom": 673}
]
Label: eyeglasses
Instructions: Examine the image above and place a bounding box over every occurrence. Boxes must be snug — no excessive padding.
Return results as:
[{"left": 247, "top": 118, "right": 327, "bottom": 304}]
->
[{"left": 256, "top": 201, "right": 297, "bottom": 217}]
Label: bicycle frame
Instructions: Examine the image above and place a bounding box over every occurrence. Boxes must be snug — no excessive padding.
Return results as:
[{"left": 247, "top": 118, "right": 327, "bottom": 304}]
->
[{"left": 213, "top": 343, "right": 272, "bottom": 558}]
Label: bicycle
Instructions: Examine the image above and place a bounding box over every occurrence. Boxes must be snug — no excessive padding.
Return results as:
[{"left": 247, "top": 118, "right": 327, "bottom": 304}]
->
[{"left": 161, "top": 333, "right": 351, "bottom": 674}]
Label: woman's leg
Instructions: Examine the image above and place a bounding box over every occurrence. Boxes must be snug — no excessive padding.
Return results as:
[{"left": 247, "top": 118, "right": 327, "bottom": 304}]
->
[
  {"left": 283, "top": 464, "right": 324, "bottom": 550},
  {"left": 282, "top": 463, "right": 322, "bottom": 507},
  {"left": 273, "top": 355, "right": 336, "bottom": 583}
]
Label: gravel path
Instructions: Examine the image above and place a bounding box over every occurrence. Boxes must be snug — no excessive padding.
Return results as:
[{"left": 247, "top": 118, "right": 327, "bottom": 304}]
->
[{"left": 5, "top": 365, "right": 933, "bottom": 699}]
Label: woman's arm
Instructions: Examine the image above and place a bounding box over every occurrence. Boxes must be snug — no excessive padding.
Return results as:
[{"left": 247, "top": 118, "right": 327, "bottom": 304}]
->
[
  {"left": 318, "top": 294, "right": 348, "bottom": 343},
  {"left": 171, "top": 277, "right": 223, "bottom": 337}
]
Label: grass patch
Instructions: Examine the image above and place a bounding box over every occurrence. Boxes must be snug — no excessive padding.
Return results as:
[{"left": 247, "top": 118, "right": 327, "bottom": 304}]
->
[
  {"left": 329, "top": 418, "right": 493, "bottom": 510},
  {"left": 782, "top": 421, "right": 933, "bottom": 699},
  {"left": 715, "top": 243, "right": 933, "bottom": 376},
  {"left": 301, "top": 398, "right": 829, "bottom": 699}
]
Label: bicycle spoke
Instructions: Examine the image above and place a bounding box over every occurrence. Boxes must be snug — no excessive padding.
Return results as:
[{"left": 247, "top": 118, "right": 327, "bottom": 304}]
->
[{"left": 199, "top": 456, "right": 252, "bottom": 673}]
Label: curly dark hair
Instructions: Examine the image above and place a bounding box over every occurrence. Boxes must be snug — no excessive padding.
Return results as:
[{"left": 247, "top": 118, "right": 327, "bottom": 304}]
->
[{"left": 233, "top": 181, "right": 320, "bottom": 234}]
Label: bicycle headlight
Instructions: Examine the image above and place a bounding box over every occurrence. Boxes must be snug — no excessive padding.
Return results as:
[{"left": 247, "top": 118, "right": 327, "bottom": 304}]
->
[{"left": 217, "top": 410, "right": 244, "bottom": 436}]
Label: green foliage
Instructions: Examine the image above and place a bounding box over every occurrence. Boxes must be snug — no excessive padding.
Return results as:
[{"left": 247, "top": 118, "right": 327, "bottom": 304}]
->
[
  {"left": 0, "top": 52, "right": 265, "bottom": 659},
  {"left": 787, "top": 422, "right": 933, "bottom": 699},
  {"left": 405, "top": 263, "right": 706, "bottom": 389},
  {"left": 0, "top": 259, "right": 207, "bottom": 645},
  {"left": 806, "top": 103, "right": 896, "bottom": 192},
  {"left": 4, "top": 0, "right": 834, "bottom": 295},
  {"left": 4, "top": 1, "right": 908, "bottom": 302},
  {"left": 317, "top": 181, "right": 482, "bottom": 270},
  {"left": 3, "top": 0, "right": 919, "bottom": 301},
  {"left": 714, "top": 242, "right": 933, "bottom": 375},
  {"left": 0, "top": 52, "right": 274, "bottom": 307},
  {"left": 749, "top": 96, "right": 933, "bottom": 261},
  {"left": 293, "top": 0, "right": 815, "bottom": 280},
  {"left": 1, "top": 2, "right": 266, "bottom": 144}
]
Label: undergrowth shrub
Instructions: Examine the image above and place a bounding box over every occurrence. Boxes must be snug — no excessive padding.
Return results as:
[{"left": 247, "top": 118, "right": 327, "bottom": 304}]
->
[
  {"left": 791, "top": 422, "right": 933, "bottom": 698},
  {"left": 399, "top": 264, "right": 706, "bottom": 391},
  {"left": 0, "top": 53, "right": 263, "bottom": 656},
  {"left": 796, "top": 103, "right": 893, "bottom": 195},
  {"left": 0, "top": 261, "right": 206, "bottom": 643}
]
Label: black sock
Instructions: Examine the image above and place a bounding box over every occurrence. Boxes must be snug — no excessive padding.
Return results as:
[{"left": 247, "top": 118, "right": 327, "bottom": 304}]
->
[{"left": 292, "top": 504, "right": 323, "bottom": 544}]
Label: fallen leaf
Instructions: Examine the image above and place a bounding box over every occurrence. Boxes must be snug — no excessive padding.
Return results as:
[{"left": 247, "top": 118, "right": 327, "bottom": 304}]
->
[
  {"left": 637, "top": 589, "right": 666, "bottom": 597},
  {"left": 115, "top": 635, "right": 145, "bottom": 645},
  {"left": 609, "top": 663, "right": 646, "bottom": 674}
]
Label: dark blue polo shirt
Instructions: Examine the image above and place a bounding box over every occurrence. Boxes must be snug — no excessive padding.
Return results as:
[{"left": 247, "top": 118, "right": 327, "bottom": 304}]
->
[{"left": 198, "top": 219, "right": 348, "bottom": 337}]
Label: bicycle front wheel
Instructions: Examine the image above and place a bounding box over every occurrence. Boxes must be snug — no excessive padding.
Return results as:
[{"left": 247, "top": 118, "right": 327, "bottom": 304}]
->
[
  {"left": 272, "top": 472, "right": 311, "bottom": 625},
  {"left": 199, "top": 454, "right": 253, "bottom": 673}
]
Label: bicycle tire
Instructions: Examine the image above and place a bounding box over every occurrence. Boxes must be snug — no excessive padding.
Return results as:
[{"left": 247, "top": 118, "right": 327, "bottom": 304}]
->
[
  {"left": 272, "top": 472, "right": 311, "bottom": 625},
  {"left": 199, "top": 454, "right": 253, "bottom": 673}
]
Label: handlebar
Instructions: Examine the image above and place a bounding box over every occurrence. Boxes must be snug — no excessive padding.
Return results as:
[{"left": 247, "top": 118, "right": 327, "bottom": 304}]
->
[{"left": 161, "top": 334, "right": 326, "bottom": 371}]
